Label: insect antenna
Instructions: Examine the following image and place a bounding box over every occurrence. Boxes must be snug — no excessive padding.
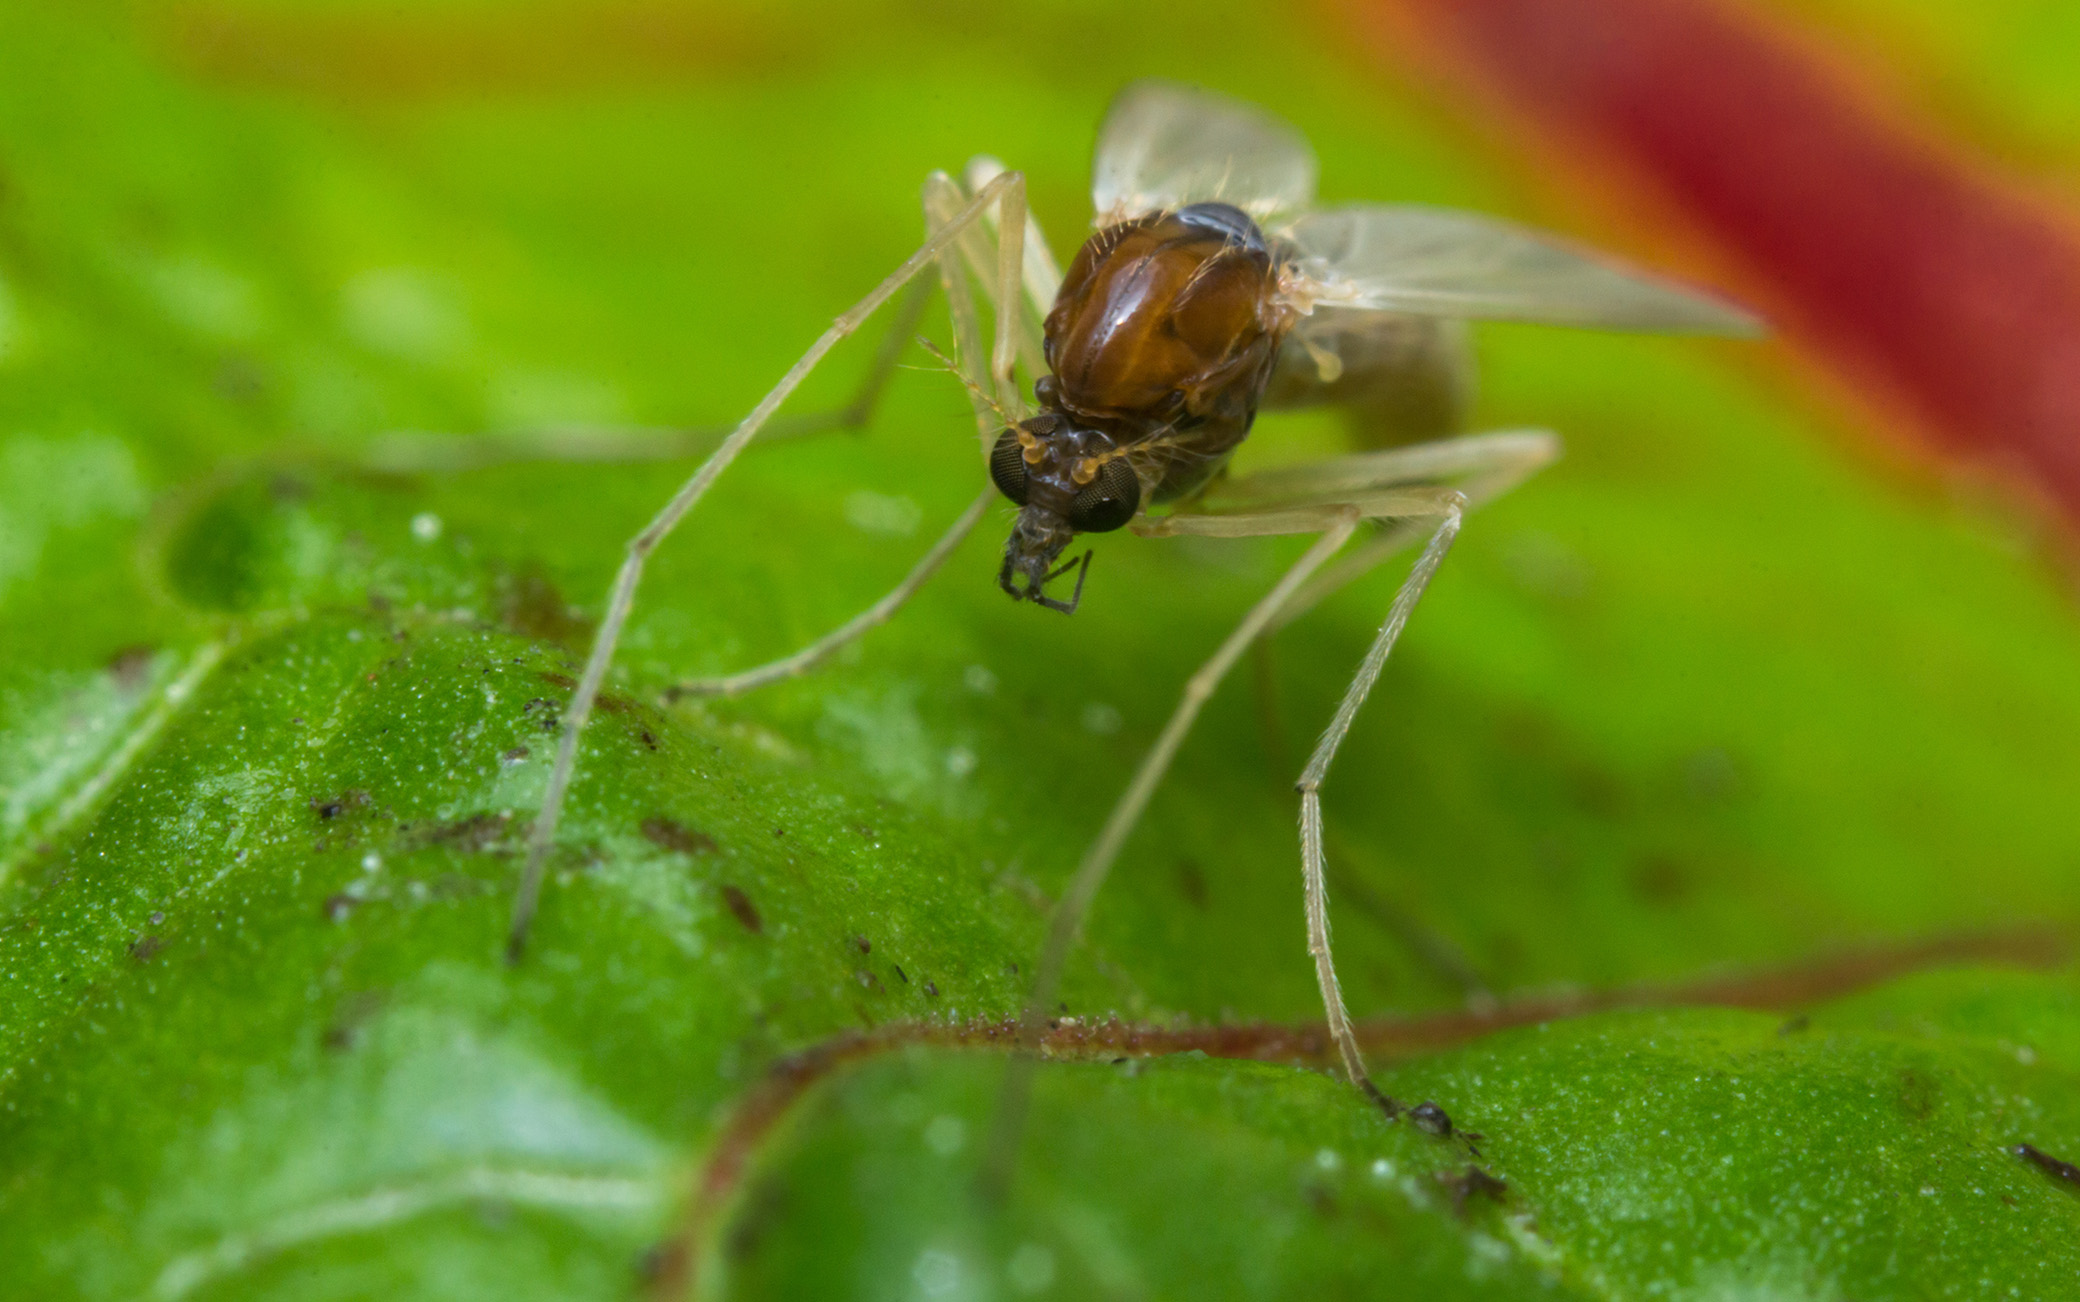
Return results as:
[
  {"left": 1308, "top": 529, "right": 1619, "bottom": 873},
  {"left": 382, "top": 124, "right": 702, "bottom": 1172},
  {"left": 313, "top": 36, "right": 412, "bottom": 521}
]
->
[{"left": 913, "top": 336, "right": 1026, "bottom": 435}]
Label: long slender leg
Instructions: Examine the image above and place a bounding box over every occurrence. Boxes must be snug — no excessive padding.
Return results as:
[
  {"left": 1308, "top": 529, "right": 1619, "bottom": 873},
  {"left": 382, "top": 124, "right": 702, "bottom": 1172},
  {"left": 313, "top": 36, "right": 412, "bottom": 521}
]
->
[
  {"left": 963, "top": 155, "right": 1062, "bottom": 379},
  {"left": 1102, "top": 488, "right": 1469, "bottom": 1109},
  {"left": 987, "top": 439, "right": 1535, "bottom": 1182},
  {"left": 1247, "top": 431, "right": 1557, "bottom": 630},
  {"left": 922, "top": 173, "right": 999, "bottom": 443},
  {"left": 1155, "top": 438, "right": 1554, "bottom": 1003},
  {"left": 669, "top": 171, "right": 1061, "bottom": 702},
  {"left": 508, "top": 170, "right": 1030, "bottom": 961},
  {"left": 1297, "top": 498, "right": 1464, "bottom": 1100},
  {"left": 983, "top": 509, "right": 1362, "bottom": 1190},
  {"left": 361, "top": 275, "right": 938, "bottom": 475},
  {"left": 666, "top": 487, "right": 993, "bottom": 699}
]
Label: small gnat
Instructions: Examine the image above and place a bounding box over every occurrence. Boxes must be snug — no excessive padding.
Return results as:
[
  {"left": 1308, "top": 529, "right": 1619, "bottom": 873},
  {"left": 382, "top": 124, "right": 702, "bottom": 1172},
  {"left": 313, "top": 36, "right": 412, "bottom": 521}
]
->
[
  {"left": 410, "top": 512, "right": 443, "bottom": 542},
  {"left": 843, "top": 489, "right": 922, "bottom": 537},
  {"left": 946, "top": 746, "right": 977, "bottom": 779},
  {"left": 1080, "top": 702, "right": 1122, "bottom": 735}
]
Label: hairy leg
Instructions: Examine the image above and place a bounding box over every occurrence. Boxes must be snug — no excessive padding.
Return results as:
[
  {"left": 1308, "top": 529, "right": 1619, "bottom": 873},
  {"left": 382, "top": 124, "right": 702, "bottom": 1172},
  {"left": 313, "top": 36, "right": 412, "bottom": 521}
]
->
[
  {"left": 668, "top": 169, "right": 1069, "bottom": 700},
  {"left": 361, "top": 275, "right": 937, "bottom": 475},
  {"left": 507, "top": 169, "right": 1030, "bottom": 961},
  {"left": 984, "top": 508, "right": 1363, "bottom": 1190},
  {"left": 987, "top": 433, "right": 1553, "bottom": 1181}
]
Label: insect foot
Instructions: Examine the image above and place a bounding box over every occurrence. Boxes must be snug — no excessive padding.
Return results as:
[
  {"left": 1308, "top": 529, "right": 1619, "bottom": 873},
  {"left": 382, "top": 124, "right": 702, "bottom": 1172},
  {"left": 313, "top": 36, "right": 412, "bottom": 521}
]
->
[{"left": 1408, "top": 1100, "right": 1486, "bottom": 1158}]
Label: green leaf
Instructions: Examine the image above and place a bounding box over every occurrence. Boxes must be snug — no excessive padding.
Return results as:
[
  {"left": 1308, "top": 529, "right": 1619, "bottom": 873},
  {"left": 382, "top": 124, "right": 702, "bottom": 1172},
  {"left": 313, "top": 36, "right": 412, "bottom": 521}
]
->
[{"left": 3, "top": 2, "right": 2078, "bottom": 1299}]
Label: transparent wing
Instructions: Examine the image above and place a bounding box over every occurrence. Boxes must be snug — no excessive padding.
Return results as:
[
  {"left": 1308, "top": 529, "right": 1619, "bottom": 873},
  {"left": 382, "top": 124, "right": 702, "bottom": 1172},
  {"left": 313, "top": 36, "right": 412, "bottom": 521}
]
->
[
  {"left": 1261, "top": 307, "right": 1473, "bottom": 442},
  {"left": 1092, "top": 81, "right": 1316, "bottom": 227},
  {"left": 1282, "top": 205, "right": 1762, "bottom": 335}
]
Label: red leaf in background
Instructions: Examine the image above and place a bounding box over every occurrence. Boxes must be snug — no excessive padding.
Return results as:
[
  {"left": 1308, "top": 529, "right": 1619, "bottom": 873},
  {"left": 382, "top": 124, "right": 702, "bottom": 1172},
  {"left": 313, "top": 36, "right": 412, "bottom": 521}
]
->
[{"left": 1361, "top": 0, "right": 2080, "bottom": 528}]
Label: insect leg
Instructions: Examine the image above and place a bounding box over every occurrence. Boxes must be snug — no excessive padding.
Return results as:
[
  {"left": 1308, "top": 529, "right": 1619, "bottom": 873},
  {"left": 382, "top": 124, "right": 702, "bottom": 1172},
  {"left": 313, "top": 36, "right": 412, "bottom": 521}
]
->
[
  {"left": 1295, "top": 493, "right": 1464, "bottom": 1107},
  {"left": 668, "top": 168, "right": 1060, "bottom": 701},
  {"left": 1170, "top": 429, "right": 1558, "bottom": 630},
  {"left": 1144, "top": 481, "right": 1475, "bottom": 1105},
  {"left": 984, "top": 508, "right": 1362, "bottom": 1189},
  {"left": 508, "top": 168, "right": 1031, "bottom": 961},
  {"left": 360, "top": 274, "right": 938, "bottom": 476},
  {"left": 666, "top": 487, "right": 993, "bottom": 700}
]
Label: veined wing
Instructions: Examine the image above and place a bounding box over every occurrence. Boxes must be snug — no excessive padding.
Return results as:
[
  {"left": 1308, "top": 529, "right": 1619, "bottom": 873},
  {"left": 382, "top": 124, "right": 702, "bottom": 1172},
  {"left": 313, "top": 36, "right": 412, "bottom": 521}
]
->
[
  {"left": 1092, "top": 81, "right": 1316, "bottom": 228},
  {"left": 1282, "top": 205, "right": 1762, "bottom": 335},
  {"left": 1261, "top": 307, "right": 1473, "bottom": 441}
]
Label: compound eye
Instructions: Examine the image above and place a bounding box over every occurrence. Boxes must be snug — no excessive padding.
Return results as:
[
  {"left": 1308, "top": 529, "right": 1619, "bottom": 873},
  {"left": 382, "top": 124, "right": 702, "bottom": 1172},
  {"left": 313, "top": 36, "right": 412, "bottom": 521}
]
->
[
  {"left": 988, "top": 429, "right": 1029, "bottom": 505},
  {"left": 1067, "top": 459, "right": 1140, "bottom": 533}
]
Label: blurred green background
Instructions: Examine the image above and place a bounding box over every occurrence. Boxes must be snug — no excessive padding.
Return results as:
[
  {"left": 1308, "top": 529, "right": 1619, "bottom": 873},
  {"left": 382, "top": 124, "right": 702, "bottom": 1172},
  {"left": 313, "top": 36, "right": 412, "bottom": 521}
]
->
[{"left": 4, "top": 1, "right": 2080, "bottom": 1298}]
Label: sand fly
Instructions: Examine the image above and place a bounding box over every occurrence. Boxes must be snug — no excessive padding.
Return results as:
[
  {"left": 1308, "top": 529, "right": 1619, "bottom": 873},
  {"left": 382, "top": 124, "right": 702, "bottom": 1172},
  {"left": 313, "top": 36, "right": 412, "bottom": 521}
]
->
[{"left": 506, "top": 81, "right": 1759, "bottom": 1124}]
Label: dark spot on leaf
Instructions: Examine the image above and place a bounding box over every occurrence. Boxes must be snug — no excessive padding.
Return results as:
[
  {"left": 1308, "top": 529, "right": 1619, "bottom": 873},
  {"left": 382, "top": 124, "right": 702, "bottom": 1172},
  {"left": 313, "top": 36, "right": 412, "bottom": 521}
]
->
[
  {"left": 165, "top": 486, "right": 269, "bottom": 611},
  {"left": 498, "top": 566, "right": 593, "bottom": 647},
  {"left": 1437, "top": 1166, "right": 1507, "bottom": 1216},
  {"left": 129, "top": 934, "right": 165, "bottom": 963},
  {"left": 106, "top": 644, "right": 156, "bottom": 689},
  {"left": 1569, "top": 764, "right": 1627, "bottom": 817},
  {"left": 534, "top": 670, "right": 637, "bottom": 714},
  {"left": 1629, "top": 853, "right": 1690, "bottom": 905},
  {"left": 409, "top": 812, "right": 515, "bottom": 855},
  {"left": 641, "top": 818, "right": 717, "bottom": 855},
  {"left": 635, "top": 1244, "right": 676, "bottom": 1286},
  {"left": 1898, "top": 1067, "right": 1941, "bottom": 1122},
  {"left": 719, "top": 885, "right": 762, "bottom": 933},
  {"left": 213, "top": 355, "right": 267, "bottom": 402},
  {"left": 1778, "top": 1014, "right": 1810, "bottom": 1036},
  {"left": 2014, "top": 1143, "right": 2080, "bottom": 1193},
  {"left": 323, "top": 991, "right": 384, "bottom": 1050},
  {"left": 639, "top": 729, "right": 658, "bottom": 750},
  {"left": 1176, "top": 858, "right": 1207, "bottom": 909},
  {"left": 853, "top": 935, "right": 871, "bottom": 954},
  {"left": 368, "top": 591, "right": 393, "bottom": 614},
  {"left": 723, "top": 1178, "right": 789, "bottom": 1265},
  {"left": 311, "top": 790, "right": 370, "bottom": 821}
]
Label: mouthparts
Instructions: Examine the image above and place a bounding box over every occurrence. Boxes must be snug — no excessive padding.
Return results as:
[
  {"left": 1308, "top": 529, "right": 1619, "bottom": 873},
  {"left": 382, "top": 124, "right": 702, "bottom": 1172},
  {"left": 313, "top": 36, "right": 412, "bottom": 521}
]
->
[{"left": 999, "top": 507, "right": 1091, "bottom": 614}]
